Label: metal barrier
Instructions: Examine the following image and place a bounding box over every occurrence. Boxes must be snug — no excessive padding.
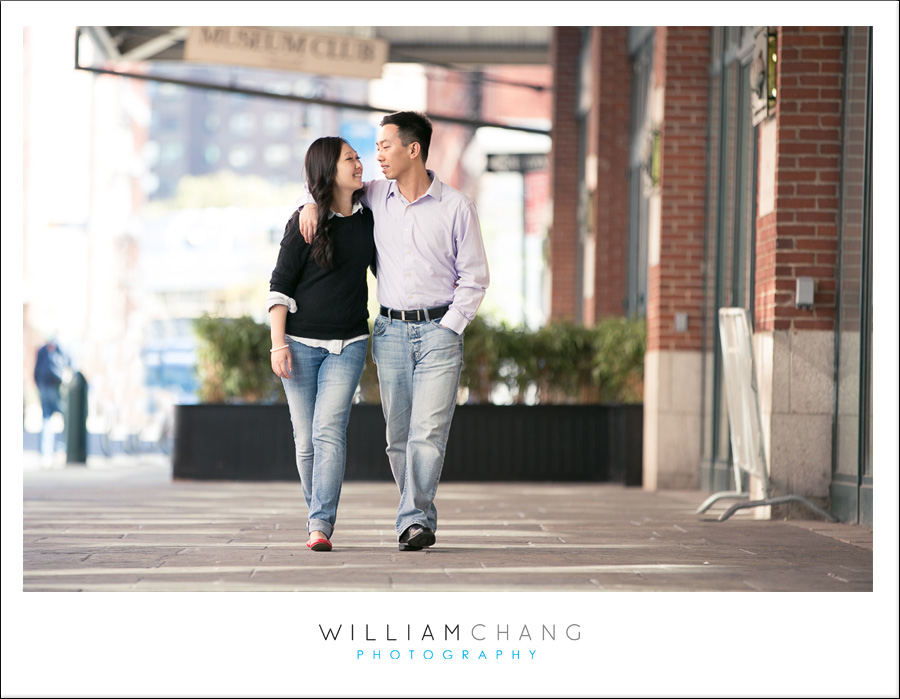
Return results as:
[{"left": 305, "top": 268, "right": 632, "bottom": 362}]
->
[{"left": 696, "top": 308, "right": 837, "bottom": 522}]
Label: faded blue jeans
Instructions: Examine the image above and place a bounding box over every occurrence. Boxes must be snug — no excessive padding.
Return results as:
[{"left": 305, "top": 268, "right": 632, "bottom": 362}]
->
[
  {"left": 372, "top": 314, "right": 463, "bottom": 536},
  {"left": 281, "top": 337, "right": 367, "bottom": 539},
  {"left": 38, "top": 384, "right": 63, "bottom": 458}
]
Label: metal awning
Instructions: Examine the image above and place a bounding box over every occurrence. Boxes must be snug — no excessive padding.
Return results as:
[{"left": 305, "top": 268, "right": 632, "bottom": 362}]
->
[
  {"left": 81, "top": 26, "right": 550, "bottom": 66},
  {"left": 76, "top": 26, "right": 552, "bottom": 135}
]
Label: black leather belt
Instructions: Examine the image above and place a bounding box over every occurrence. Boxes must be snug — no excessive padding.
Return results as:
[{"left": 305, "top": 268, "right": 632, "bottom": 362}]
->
[{"left": 380, "top": 305, "right": 450, "bottom": 322}]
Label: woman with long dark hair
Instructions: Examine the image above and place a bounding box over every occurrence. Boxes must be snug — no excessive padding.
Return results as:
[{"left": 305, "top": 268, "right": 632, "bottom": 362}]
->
[{"left": 267, "top": 137, "right": 375, "bottom": 551}]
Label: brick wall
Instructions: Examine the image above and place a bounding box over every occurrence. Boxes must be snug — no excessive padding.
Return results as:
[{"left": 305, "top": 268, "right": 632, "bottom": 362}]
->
[
  {"left": 481, "top": 65, "right": 553, "bottom": 121},
  {"left": 549, "top": 27, "right": 582, "bottom": 321},
  {"left": 755, "top": 26, "right": 844, "bottom": 332},
  {"left": 647, "top": 27, "right": 710, "bottom": 352},
  {"left": 591, "top": 27, "right": 631, "bottom": 320}
]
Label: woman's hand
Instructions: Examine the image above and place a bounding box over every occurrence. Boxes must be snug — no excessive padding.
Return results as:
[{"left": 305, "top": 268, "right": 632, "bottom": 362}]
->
[
  {"left": 271, "top": 346, "right": 292, "bottom": 379},
  {"left": 269, "top": 306, "right": 291, "bottom": 379}
]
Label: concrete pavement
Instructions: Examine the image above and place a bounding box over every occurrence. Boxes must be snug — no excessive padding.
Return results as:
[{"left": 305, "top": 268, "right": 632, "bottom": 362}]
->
[{"left": 20, "top": 453, "right": 873, "bottom": 592}]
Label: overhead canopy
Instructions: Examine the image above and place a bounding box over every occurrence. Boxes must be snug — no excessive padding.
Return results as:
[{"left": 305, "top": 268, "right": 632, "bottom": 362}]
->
[
  {"left": 81, "top": 26, "right": 550, "bottom": 68},
  {"left": 76, "top": 26, "right": 553, "bottom": 134}
]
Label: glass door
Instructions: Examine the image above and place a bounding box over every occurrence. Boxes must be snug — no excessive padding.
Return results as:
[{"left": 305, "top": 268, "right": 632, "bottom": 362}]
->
[{"left": 700, "top": 27, "right": 757, "bottom": 492}]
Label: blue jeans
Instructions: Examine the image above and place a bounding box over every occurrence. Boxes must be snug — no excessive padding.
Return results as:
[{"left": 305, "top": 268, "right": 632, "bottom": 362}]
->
[
  {"left": 280, "top": 338, "right": 367, "bottom": 539},
  {"left": 372, "top": 314, "right": 463, "bottom": 535},
  {"left": 38, "top": 384, "right": 62, "bottom": 458}
]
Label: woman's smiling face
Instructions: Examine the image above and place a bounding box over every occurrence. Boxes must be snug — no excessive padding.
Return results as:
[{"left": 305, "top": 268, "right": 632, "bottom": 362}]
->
[{"left": 333, "top": 142, "right": 363, "bottom": 195}]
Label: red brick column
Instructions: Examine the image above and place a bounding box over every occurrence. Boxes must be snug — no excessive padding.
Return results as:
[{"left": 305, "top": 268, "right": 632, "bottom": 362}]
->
[
  {"left": 755, "top": 26, "right": 844, "bottom": 332},
  {"left": 549, "top": 27, "right": 581, "bottom": 321},
  {"left": 591, "top": 27, "right": 631, "bottom": 320},
  {"left": 647, "top": 27, "right": 709, "bottom": 352}
]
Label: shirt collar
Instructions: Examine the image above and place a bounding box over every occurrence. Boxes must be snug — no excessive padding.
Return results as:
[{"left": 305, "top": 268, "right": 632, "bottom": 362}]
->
[
  {"left": 386, "top": 169, "right": 442, "bottom": 203},
  {"left": 328, "top": 200, "right": 363, "bottom": 218}
]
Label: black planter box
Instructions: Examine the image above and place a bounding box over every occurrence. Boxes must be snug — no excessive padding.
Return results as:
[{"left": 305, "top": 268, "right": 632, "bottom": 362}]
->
[{"left": 172, "top": 403, "right": 643, "bottom": 485}]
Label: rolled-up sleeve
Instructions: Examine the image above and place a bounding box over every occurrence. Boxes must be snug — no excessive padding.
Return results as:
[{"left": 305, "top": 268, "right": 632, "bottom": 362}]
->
[{"left": 266, "top": 291, "right": 297, "bottom": 314}]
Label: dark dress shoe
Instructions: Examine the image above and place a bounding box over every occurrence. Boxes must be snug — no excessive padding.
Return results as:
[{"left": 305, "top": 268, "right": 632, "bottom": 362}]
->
[{"left": 398, "top": 524, "right": 435, "bottom": 551}]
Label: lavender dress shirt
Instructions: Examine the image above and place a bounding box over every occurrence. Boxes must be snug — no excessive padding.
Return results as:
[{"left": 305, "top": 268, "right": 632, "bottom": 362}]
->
[{"left": 360, "top": 170, "right": 490, "bottom": 335}]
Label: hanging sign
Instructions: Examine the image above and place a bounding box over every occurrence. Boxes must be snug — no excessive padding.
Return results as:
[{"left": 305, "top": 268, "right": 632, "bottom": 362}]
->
[
  {"left": 486, "top": 153, "right": 548, "bottom": 173},
  {"left": 184, "top": 26, "right": 389, "bottom": 80}
]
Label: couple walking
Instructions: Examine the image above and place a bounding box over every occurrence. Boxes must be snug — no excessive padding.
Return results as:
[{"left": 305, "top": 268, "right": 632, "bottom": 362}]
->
[{"left": 267, "top": 111, "right": 490, "bottom": 552}]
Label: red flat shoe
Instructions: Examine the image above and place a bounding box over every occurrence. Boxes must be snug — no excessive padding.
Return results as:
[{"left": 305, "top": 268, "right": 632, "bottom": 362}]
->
[{"left": 307, "top": 538, "right": 332, "bottom": 552}]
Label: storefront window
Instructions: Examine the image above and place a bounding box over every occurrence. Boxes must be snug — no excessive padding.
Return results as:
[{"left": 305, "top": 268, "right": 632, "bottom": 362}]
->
[
  {"left": 699, "top": 27, "right": 757, "bottom": 491},
  {"left": 626, "top": 28, "right": 653, "bottom": 318}
]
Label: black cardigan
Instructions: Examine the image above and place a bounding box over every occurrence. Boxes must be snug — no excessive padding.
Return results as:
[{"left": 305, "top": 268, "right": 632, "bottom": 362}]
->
[{"left": 269, "top": 207, "right": 375, "bottom": 340}]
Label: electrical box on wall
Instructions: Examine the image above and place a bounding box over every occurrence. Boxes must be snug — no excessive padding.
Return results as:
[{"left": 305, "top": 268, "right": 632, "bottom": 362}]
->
[{"left": 796, "top": 277, "right": 814, "bottom": 309}]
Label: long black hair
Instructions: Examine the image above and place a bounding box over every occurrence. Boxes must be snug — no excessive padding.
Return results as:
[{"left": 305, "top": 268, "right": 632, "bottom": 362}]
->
[{"left": 303, "top": 136, "right": 362, "bottom": 269}]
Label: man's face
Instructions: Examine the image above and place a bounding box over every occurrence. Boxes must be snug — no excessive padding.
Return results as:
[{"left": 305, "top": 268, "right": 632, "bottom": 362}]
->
[{"left": 376, "top": 124, "right": 414, "bottom": 181}]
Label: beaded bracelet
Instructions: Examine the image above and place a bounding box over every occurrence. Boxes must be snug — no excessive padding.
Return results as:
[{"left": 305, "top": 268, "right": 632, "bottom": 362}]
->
[{"left": 270, "top": 344, "right": 289, "bottom": 353}]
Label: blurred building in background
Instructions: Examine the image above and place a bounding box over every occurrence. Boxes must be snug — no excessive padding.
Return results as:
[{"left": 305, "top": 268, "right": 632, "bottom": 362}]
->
[
  {"left": 23, "top": 26, "right": 152, "bottom": 445},
  {"left": 142, "top": 64, "right": 371, "bottom": 199}
]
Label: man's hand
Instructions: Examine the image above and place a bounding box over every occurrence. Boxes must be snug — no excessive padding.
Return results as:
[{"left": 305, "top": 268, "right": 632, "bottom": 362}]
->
[{"left": 299, "top": 203, "right": 319, "bottom": 244}]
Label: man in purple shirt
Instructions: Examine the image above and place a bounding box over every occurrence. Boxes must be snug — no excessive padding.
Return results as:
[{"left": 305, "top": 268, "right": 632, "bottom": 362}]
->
[{"left": 300, "top": 111, "right": 490, "bottom": 551}]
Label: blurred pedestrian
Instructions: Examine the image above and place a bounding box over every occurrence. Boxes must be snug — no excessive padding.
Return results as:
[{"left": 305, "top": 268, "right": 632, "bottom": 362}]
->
[
  {"left": 34, "top": 337, "right": 70, "bottom": 462},
  {"left": 300, "top": 111, "right": 490, "bottom": 551},
  {"left": 268, "top": 137, "right": 376, "bottom": 552}
]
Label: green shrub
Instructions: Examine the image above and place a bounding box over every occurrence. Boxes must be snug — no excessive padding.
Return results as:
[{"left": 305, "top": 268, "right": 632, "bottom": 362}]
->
[
  {"left": 591, "top": 316, "right": 647, "bottom": 404},
  {"left": 193, "top": 312, "right": 646, "bottom": 406},
  {"left": 193, "top": 314, "right": 284, "bottom": 404},
  {"left": 457, "top": 315, "right": 504, "bottom": 403},
  {"left": 460, "top": 315, "right": 646, "bottom": 405}
]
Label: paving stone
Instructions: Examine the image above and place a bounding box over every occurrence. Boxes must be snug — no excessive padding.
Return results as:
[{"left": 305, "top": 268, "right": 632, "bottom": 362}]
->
[{"left": 21, "top": 462, "right": 875, "bottom": 593}]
